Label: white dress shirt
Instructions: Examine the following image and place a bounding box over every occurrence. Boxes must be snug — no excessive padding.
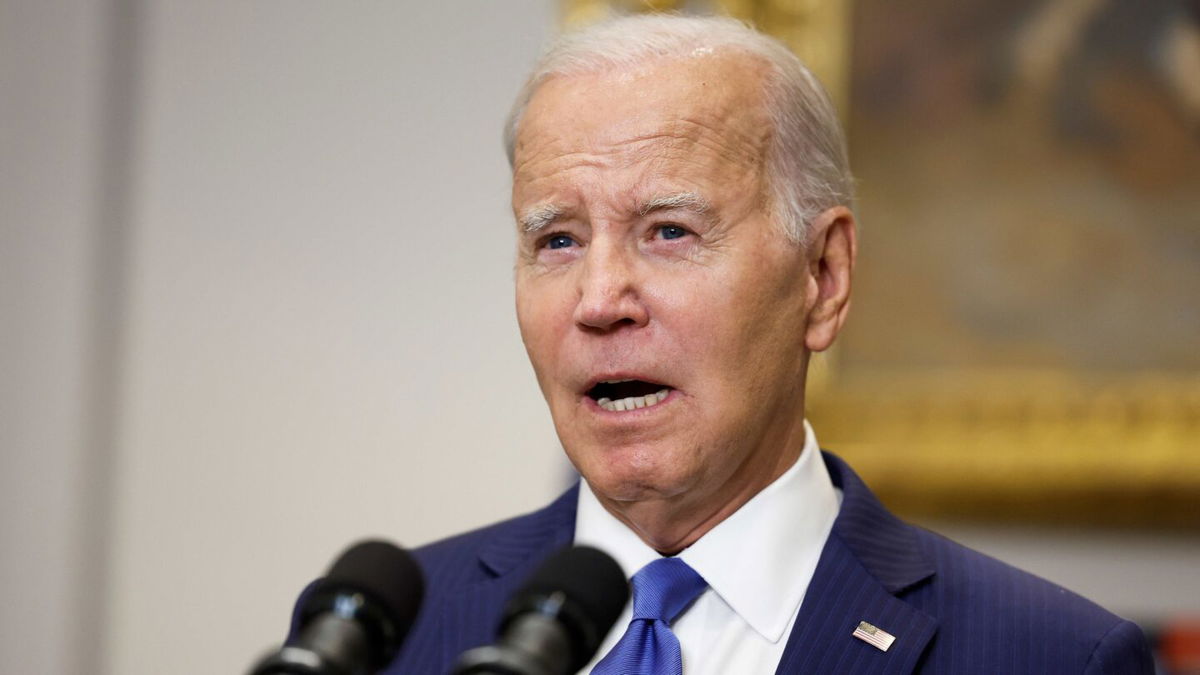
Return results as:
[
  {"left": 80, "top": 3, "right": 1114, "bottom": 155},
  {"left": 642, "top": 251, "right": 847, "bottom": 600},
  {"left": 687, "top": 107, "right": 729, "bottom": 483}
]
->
[{"left": 574, "top": 421, "right": 842, "bottom": 674}]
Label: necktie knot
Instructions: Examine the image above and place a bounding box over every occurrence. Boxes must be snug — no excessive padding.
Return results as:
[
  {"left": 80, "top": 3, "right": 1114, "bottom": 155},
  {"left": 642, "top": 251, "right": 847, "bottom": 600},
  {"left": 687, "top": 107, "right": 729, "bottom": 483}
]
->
[
  {"left": 592, "top": 557, "right": 707, "bottom": 674},
  {"left": 630, "top": 557, "right": 707, "bottom": 624}
]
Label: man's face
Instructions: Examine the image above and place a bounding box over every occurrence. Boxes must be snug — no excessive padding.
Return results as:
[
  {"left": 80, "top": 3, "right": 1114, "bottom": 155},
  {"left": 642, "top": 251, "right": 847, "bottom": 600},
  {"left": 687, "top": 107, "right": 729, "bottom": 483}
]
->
[{"left": 512, "top": 53, "right": 820, "bottom": 532}]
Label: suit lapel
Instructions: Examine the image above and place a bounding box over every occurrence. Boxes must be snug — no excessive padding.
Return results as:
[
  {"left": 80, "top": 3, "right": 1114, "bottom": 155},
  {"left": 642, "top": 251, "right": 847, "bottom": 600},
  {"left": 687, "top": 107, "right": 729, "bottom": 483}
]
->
[
  {"left": 776, "top": 454, "right": 939, "bottom": 674},
  {"left": 435, "top": 484, "right": 580, "bottom": 668},
  {"left": 775, "top": 532, "right": 937, "bottom": 674},
  {"left": 477, "top": 484, "right": 580, "bottom": 577}
]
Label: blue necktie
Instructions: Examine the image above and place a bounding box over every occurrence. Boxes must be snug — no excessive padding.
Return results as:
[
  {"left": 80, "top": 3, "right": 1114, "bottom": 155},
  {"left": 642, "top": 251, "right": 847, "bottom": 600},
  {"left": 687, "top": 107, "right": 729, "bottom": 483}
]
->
[{"left": 592, "top": 557, "right": 708, "bottom": 675}]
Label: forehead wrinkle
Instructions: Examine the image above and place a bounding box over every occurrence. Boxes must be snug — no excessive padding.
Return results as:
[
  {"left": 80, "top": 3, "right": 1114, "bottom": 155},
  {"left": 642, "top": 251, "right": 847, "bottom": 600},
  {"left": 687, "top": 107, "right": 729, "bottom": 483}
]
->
[
  {"left": 522, "top": 112, "right": 767, "bottom": 175},
  {"left": 598, "top": 117, "right": 768, "bottom": 171},
  {"left": 667, "top": 117, "right": 769, "bottom": 171}
]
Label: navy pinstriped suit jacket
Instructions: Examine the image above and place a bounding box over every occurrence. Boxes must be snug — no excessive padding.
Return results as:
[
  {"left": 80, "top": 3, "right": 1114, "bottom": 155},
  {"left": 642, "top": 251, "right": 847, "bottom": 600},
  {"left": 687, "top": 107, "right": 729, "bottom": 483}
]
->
[{"left": 308, "top": 453, "right": 1154, "bottom": 673}]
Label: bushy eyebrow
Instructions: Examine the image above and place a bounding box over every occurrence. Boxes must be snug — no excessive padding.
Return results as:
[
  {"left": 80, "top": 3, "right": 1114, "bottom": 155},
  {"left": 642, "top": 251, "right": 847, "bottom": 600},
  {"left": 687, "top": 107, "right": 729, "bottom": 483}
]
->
[
  {"left": 638, "top": 191, "right": 710, "bottom": 217},
  {"left": 519, "top": 204, "right": 565, "bottom": 232},
  {"left": 519, "top": 192, "right": 709, "bottom": 232}
]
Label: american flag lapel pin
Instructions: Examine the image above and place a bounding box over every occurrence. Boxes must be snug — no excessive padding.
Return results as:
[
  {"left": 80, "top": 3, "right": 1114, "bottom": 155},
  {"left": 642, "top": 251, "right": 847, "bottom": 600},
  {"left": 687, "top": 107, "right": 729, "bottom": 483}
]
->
[{"left": 852, "top": 620, "right": 897, "bottom": 652}]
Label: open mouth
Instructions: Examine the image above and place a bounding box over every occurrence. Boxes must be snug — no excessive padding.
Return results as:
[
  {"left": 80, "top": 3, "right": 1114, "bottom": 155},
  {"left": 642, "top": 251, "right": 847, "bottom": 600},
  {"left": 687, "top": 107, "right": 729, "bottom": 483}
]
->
[{"left": 585, "top": 379, "right": 673, "bottom": 412}]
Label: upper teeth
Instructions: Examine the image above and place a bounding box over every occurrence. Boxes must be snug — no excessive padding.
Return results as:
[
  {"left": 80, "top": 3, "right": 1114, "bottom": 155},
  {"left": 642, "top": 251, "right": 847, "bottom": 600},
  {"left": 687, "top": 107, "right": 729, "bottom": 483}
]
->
[{"left": 597, "top": 389, "right": 669, "bottom": 412}]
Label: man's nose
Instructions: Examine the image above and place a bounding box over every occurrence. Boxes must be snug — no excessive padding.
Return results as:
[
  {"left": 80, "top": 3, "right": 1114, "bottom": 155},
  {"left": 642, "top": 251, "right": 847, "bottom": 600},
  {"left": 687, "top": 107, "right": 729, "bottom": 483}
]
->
[{"left": 573, "top": 240, "right": 649, "bottom": 332}]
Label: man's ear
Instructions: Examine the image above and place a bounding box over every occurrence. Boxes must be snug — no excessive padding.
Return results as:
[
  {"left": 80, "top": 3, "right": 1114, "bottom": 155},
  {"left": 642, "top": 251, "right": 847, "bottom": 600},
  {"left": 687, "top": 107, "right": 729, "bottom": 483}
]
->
[{"left": 804, "top": 206, "right": 857, "bottom": 353}]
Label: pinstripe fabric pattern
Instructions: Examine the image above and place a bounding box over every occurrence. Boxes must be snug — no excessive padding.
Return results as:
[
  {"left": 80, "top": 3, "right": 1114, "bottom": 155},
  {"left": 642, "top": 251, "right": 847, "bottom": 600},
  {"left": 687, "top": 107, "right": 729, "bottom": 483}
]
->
[{"left": 288, "top": 453, "right": 1153, "bottom": 674}]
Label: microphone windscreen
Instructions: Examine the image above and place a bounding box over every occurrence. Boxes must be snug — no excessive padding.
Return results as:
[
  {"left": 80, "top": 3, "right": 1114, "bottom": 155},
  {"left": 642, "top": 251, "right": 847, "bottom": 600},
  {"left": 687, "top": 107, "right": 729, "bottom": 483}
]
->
[
  {"left": 506, "top": 545, "right": 629, "bottom": 669},
  {"left": 306, "top": 540, "right": 425, "bottom": 659}
]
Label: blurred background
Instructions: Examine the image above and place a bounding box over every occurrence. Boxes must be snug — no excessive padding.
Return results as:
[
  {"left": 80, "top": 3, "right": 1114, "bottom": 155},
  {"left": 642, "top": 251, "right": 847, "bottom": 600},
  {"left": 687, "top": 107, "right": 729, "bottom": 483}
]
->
[{"left": 2, "top": 1, "right": 1197, "bottom": 674}]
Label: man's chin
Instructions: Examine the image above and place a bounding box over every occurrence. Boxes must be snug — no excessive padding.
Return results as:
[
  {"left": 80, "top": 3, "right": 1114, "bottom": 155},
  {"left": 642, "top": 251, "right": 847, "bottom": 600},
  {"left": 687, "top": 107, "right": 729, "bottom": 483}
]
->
[{"left": 576, "top": 455, "right": 694, "bottom": 505}]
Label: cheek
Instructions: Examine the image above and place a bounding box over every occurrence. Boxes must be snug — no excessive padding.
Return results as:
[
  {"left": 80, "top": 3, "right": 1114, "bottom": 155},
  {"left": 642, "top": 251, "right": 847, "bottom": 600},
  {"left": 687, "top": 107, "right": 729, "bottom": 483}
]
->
[
  {"left": 665, "top": 259, "right": 807, "bottom": 392},
  {"left": 516, "top": 281, "right": 572, "bottom": 374},
  {"left": 648, "top": 276, "right": 752, "bottom": 404}
]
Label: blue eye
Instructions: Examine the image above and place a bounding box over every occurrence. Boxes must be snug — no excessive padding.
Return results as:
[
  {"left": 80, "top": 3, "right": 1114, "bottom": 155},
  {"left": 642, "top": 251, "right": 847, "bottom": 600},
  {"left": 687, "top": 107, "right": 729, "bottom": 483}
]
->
[
  {"left": 546, "top": 234, "right": 576, "bottom": 250},
  {"left": 658, "top": 225, "right": 688, "bottom": 240}
]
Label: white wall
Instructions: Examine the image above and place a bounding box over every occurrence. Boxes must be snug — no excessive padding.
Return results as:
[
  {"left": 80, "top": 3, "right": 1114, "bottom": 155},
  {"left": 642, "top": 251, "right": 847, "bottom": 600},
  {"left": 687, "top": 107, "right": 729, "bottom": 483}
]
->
[
  {"left": 106, "top": 3, "right": 562, "bottom": 675},
  {"left": 3, "top": 3, "right": 1197, "bottom": 675},
  {"left": 1, "top": 2, "right": 112, "bottom": 673}
]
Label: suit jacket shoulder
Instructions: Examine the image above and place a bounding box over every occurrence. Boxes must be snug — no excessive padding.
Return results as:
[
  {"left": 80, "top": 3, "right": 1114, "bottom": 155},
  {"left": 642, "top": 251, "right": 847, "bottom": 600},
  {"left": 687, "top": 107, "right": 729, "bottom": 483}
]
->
[
  {"left": 905, "top": 523, "right": 1153, "bottom": 674},
  {"left": 793, "top": 453, "right": 1155, "bottom": 674}
]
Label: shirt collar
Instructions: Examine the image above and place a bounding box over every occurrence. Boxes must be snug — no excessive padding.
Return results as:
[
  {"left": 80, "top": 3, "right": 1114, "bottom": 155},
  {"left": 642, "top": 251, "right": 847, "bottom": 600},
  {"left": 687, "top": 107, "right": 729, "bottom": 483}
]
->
[{"left": 574, "top": 421, "right": 841, "bottom": 642}]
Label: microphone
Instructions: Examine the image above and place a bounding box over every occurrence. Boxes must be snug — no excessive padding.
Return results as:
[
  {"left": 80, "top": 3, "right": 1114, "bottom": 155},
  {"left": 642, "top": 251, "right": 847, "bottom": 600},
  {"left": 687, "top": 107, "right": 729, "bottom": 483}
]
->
[
  {"left": 453, "top": 545, "right": 629, "bottom": 675},
  {"left": 249, "top": 540, "right": 425, "bottom": 675}
]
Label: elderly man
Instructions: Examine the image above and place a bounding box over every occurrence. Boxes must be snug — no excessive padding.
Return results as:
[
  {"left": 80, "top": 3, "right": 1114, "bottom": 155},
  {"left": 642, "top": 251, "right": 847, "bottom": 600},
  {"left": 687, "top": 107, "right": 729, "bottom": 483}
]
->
[{"left": 354, "top": 15, "right": 1151, "bottom": 674}]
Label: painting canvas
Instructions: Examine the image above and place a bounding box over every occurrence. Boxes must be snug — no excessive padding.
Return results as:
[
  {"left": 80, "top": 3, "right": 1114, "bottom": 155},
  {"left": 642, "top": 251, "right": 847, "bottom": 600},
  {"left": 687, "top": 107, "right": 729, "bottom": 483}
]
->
[{"left": 812, "top": 0, "right": 1200, "bottom": 528}]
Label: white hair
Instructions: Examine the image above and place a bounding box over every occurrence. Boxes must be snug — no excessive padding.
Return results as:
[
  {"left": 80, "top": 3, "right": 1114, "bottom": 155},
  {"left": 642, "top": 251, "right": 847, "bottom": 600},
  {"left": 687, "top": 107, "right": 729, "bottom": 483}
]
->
[{"left": 503, "top": 13, "right": 854, "bottom": 244}]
